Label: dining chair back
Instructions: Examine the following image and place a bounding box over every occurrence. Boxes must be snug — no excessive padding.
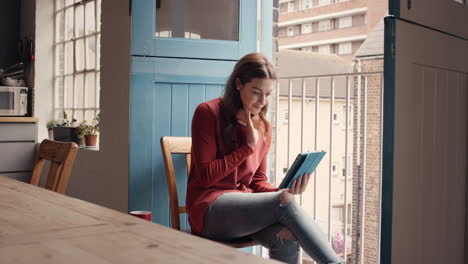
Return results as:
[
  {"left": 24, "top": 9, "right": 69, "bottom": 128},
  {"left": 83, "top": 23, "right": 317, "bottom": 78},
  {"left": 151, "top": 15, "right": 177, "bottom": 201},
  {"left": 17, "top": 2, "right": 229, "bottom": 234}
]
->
[
  {"left": 30, "top": 139, "right": 79, "bottom": 194},
  {"left": 160, "top": 136, "right": 258, "bottom": 248}
]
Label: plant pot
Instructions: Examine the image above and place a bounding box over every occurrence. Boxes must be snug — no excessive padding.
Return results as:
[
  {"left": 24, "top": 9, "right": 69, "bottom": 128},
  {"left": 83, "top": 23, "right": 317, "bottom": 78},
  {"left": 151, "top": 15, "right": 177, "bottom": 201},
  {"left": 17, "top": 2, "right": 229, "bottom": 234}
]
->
[
  {"left": 48, "top": 129, "right": 54, "bottom": 140},
  {"left": 84, "top": 134, "right": 98, "bottom": 147},
  {"left": 53, "top": 127, "right": 80, "bottom": 145}
]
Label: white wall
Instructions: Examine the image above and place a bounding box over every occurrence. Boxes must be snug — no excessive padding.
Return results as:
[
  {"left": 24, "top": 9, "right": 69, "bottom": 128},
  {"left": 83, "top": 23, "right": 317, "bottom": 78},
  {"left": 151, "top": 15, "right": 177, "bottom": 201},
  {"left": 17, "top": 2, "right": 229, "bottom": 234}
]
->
[{"left": 34, "top": 0, "right": 131, "bottom": 212}]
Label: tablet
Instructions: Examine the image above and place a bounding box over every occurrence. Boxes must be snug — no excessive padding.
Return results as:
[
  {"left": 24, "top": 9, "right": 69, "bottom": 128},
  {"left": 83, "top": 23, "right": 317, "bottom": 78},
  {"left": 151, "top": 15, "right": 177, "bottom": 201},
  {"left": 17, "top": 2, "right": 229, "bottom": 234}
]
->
[{"left": 278, "top": 151, "right": 326, "bottom": 189}]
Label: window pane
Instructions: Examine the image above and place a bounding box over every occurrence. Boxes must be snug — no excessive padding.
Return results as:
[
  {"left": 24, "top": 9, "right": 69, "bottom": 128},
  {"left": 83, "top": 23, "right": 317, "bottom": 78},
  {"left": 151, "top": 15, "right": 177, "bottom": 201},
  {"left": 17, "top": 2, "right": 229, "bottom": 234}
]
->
[
  {"left": 85, "top": 72, "right": 96, "bottom": 108},
  {"left": 76, "top": 39, "right": 85, "bottom": 72},
  {"left": 96, "top": 34, "right": 101, "bottom": 70},
  {"left": 65, "top": 0, "right": 74, "bottom": 7},
  {"left": 96, "top": 72, "right": 100, "bottom": 108},
  {"left": 85, "top": 36, "right": 96, "bottom": 70},
  {"left": 64, "top": 7, "right": 74, "bottom": 41},
  {"left": 96, "top": 0, "right": 101, "bottom": 32},
  {"left": 64, "top": 42, "right": 74, "bottom": 74},
  {"left": 54, "top": 77, "right": 64, "bottom": 108},
  {"left": 75, "top": 4, "right": 84, "bottom": 37},
  {"left": 56, "top": 0, "right": 64, "bottom": 10},
  {"left": 74, "top": 74, "right": 84, "bottom": 108},
  {"left": 55, "top": 11, "right": 64, "bottom": 42},
  {"left": 85, "top": 1, "right": 96, "bottom": 34},
  {"left": 64, "top": 76, "right": 73, "bottom": 108},
  {"left": 73, "top": 110, "right": 84, "bottom": 124},
  {"left": 155, "top": 0, "right": 239, "bottom": 41},
  {"left": 84, "top": 110, "right": 96, "bottom": 124},
  {"left": 55, "top": 44, "right": 64, "bottom": 76}
]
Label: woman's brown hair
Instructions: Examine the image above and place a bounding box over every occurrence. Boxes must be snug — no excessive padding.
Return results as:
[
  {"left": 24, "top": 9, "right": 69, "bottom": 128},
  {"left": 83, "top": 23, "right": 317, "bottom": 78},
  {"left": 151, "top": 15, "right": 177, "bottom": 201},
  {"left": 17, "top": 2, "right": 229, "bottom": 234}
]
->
[{"left": 221, "top": 53, "right": 277, "bottom": 149}]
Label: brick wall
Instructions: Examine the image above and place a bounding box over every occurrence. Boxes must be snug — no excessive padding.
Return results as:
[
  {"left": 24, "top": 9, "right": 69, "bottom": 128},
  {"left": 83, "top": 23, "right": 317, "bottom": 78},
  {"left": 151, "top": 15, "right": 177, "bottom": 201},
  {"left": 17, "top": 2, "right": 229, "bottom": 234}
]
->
[{"left": 352, "top": 57, "right": 383, "bottom": 264}]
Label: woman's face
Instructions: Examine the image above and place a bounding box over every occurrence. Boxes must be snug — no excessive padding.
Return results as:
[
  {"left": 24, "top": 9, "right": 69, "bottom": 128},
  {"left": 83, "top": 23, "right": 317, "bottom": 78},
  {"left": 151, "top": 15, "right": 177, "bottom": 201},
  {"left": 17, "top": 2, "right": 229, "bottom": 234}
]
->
[{"left": 236, "top": 77, "right": 274, "bottom": 115}]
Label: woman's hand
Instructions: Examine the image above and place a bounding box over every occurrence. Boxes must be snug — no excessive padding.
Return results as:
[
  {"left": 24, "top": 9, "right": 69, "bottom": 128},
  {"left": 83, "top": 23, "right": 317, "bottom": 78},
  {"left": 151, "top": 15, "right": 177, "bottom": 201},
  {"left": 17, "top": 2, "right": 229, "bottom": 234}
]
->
[
  {"left": 287, "top": 173, "right": 311, "bottom": 195},
  {"left": 239, "top": 107, "right": 258, "bottom": 149}
]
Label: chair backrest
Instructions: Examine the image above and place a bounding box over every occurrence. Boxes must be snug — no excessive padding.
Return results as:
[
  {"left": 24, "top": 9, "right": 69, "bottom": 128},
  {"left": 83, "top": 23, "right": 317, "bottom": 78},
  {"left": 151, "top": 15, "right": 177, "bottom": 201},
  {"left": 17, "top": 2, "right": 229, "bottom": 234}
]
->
[
  {"left": 160, "top": 136, "right": 192, "bottom": 231},
  {"left": 30, "top": 139, "right": 79, "bottom": 194}
]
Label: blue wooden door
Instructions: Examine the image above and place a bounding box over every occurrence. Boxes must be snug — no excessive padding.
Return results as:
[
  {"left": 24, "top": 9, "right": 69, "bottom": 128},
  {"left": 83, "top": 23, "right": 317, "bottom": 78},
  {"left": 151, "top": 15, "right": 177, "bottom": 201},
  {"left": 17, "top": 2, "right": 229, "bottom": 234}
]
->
[{"left": 129, "top": 0, "right": 267, "bottom": 239}]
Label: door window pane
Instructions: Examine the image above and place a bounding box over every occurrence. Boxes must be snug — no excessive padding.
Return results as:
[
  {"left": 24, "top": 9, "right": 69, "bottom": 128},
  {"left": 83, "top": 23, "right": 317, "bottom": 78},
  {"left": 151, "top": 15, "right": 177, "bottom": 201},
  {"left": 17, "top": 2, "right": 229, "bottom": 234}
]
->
[{"left": 155, "top": 0, "right": 239, "bottom": 41}]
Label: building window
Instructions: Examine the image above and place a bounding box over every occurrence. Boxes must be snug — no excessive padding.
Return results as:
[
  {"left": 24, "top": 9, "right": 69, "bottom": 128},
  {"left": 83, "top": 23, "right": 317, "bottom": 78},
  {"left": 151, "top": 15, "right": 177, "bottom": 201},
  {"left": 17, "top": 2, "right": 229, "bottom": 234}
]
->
[
  {"left": 338, "top": 16, "right": 352, "bottom": 29},
  {"left": 54, "top": 0, "right": 101, "bottom": 125},
  {"left": 287, "top": 26, "right": 294, "bottom": 36},
  {"left": 338, "top": 42, "right": 352, "bottom": 55},
  {"left": 302, "top": 46, "right": 313, "bottom": 52},
  {"left": 303, "top": 0, "right": 313, "bottom": 9},
  {"left": 318, "top": 20, "right": 331, "bottom": 32},
  {"left": 301, "top": 23, "right": 312, "bottom": 34},
  {"left": 318, "top": 45, "right": 330, "bottom": 54},
  {"left": 318, "top": 0, "right": 331, "bottom": 7},
  {"left": 288, "top": 1, "right": 295, "bottom": 12},
  {"left": 283, "top": 110, "right": 289, "bottom": 122}
]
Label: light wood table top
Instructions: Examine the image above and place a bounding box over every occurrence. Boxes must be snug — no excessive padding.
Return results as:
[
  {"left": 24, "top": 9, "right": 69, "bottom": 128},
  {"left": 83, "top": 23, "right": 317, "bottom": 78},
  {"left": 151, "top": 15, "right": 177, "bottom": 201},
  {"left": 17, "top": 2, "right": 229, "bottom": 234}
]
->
[{"left": 0, "top": 176, "right": 278, "bottom": 264}]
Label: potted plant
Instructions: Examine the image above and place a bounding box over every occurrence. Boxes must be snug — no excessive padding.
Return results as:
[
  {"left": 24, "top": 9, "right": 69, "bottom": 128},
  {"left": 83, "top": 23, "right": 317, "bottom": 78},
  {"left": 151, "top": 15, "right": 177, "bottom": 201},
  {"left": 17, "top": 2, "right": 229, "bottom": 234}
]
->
[
  {"left": 53, "top": 111, "right": 80, "bottom": 144},
  {"left": 78, "top": 114, "right": 100, "bottom": 147},
  {"left": 46, "top": 119, "right": 60, "bottom": 140}
]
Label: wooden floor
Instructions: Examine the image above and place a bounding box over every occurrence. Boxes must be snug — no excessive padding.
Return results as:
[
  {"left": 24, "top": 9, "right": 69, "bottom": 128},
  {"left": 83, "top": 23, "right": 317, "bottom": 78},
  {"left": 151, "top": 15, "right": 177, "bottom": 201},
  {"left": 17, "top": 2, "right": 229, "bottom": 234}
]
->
[{"left": 0, "top": 176, "right": 278, "bottom": 264}]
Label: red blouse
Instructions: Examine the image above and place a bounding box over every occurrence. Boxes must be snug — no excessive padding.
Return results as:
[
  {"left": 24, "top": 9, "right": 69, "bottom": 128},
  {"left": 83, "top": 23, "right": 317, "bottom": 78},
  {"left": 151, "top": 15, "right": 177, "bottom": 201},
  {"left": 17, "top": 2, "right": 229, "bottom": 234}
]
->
[{"left": 186, "top": 98, "right": 278, "bottom": 235}]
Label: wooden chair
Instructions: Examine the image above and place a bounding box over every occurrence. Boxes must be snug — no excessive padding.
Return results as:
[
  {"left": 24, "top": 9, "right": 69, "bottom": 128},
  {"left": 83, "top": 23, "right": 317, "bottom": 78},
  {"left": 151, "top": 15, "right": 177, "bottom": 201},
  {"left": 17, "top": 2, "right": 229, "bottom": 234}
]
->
[
  {"left": 160, "top": 136, "right": 258, "bottom": 248},
  {"left": 30, "top": 139, "right": 79, "bottom": 194}
]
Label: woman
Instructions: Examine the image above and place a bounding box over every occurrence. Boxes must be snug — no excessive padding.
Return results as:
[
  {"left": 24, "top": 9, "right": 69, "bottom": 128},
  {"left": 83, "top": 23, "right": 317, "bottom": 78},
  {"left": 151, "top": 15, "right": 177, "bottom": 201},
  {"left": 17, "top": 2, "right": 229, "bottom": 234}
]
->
[{"left": 186, "top": 53, "right": 343, "bottom": 264}]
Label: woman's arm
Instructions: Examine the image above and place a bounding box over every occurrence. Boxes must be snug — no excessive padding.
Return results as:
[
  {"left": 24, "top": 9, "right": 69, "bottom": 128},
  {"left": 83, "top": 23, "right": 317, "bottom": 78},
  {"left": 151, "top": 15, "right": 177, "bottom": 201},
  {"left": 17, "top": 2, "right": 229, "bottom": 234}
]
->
[{"left": 191, "top": 103, "right": 253, "bottom": 187}]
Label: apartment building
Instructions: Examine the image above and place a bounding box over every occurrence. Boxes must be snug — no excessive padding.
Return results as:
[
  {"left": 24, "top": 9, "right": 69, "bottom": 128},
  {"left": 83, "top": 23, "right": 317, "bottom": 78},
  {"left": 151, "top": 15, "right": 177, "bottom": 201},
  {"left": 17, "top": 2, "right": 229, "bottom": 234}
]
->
[{"left": 278, "top": 0, "right": 386, "bottom": 61}]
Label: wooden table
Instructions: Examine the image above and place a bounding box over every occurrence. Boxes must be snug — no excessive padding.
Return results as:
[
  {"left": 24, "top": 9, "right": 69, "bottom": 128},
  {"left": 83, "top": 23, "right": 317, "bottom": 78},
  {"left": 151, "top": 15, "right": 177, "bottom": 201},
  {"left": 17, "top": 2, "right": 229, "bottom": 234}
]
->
[{"left": 0, "top": 176, "right": 278, "bottom": 264}]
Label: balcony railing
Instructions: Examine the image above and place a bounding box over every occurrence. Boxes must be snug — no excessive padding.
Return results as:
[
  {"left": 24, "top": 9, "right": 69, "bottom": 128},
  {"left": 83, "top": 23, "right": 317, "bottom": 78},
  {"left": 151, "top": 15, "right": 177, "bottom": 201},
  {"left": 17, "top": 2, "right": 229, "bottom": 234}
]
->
[{"left": 271, "top": 71, "right": 383, "bottom": 263}]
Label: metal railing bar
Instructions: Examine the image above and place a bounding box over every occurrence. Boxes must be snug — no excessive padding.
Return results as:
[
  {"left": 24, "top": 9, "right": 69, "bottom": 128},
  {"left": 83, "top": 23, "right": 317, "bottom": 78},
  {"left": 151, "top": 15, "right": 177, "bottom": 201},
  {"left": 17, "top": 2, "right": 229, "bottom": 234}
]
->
[
  {"left": 327, "top": 77, "right": 335, "bottom": 242},
  {"left": 278, "top": 71, "right": 383, "bottom": 80}
]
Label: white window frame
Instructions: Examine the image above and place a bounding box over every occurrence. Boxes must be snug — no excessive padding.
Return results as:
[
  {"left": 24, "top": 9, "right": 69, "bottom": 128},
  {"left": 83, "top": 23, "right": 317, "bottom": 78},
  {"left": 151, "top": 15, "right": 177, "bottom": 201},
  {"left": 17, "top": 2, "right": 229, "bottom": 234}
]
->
[
  {"left": 318, "top": 0, "right": 331, "bottom": 7},
  {"left": 338, "top": 42, "right": 352, "bottom": 55},
  {"left": 288, "top": 1, "right": 295, "bottom": 12},
  {"left": 301, "top": 23, "right": 312, "bottom": 34},
  {"left": 318, "top": 20, "right": 331, "bottom": 32},
  {"left": 301, "top": 46, "right": 313, "bottom": 52},
  {"left": 303, "top": 0, "right": 313, "bottom": 9},
  {"left": 318, "top": 44, "right": 331, "bottom": 54},
  {"left": 53, "top": 0, "right": 101, "bottom": 127},
  {"left": 338, "top": 16, "right": 352, "bottom": 29},
  {"left": 287, "top": 26, "right": 295, "bottom": 36}
]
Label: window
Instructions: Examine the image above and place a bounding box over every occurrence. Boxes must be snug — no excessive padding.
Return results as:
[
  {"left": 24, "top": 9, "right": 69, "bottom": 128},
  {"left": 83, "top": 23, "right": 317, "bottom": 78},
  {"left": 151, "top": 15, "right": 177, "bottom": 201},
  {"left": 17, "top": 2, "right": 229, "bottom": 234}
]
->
[
  {"left": 303, "top": 0, "right": 313, "bottom": 9},
  {"left": 338, "top": 16, "right": 352, "bottom": 29},
  {"left": 338, "top": 42, "right": 352, "bottom": 55},
  {"left": 288, "top": 1, "right": 295, "bottom": 12},
  {"left": 302, "top": 46, "right": 313, "bottom": 52},
  {"left": 54, "top": 0, "right": 101, "bottom": 125},
  {"left": 318, "top": 0, "right": 331, "bottom": 7},
  {"left": 318, "top": 45, "right": 330, "bottom": 54},
  {"left": 301, "top": 23, "right": 312, "bottom": 34},
  {"left": 318, "top": 20, "right": 331, "bottom": 32},
  {"left": 287, "top": 26, "right": 295, "bottom": 36}
]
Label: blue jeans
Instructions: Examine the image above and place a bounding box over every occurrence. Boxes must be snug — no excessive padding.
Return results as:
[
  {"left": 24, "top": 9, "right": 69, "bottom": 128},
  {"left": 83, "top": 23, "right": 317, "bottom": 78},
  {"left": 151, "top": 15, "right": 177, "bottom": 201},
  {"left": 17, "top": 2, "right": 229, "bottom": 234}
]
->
[{"left": 201, "top": 191, "right": 344, "bottom": 264}]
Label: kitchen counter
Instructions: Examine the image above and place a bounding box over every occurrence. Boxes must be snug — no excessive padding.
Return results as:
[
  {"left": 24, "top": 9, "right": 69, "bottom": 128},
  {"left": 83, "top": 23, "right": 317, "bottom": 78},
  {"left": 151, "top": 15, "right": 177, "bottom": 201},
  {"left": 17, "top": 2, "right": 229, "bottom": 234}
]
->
[{"left": 0, "top": 117, "right": 39, "bottom": 122}]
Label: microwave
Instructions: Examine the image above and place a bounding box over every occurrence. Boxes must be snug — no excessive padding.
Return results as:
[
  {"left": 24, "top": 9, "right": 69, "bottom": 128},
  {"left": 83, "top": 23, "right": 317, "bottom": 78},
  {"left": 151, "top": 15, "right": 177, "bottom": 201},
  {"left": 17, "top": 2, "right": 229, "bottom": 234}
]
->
[{"left": 0, "top": 86, "right": 28, "bottom": 116}]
